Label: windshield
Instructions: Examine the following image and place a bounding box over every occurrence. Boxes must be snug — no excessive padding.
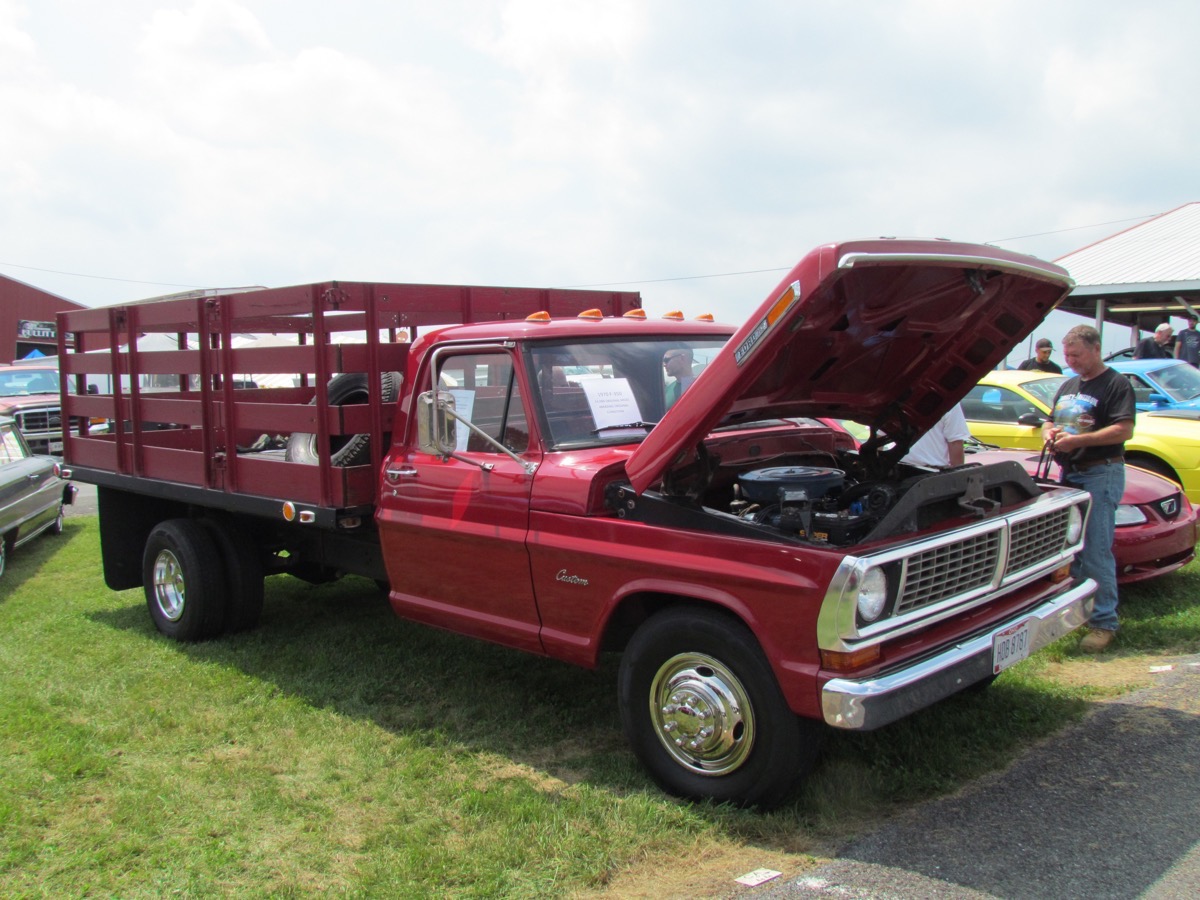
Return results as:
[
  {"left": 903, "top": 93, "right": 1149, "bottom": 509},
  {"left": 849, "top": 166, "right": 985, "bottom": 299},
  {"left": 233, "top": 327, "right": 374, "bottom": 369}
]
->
[
  {"left": 1148, "top": 362, "right": 1200, "bottom": 402},
  {"left": 1019, "top": 374, "right": 1067, "bottom": 408},
  {"left": 0, "top": 368, "right": 60, "bottom": 397},
  {"left": 527, "top": 338, "right": 728, "bottom": 449}
]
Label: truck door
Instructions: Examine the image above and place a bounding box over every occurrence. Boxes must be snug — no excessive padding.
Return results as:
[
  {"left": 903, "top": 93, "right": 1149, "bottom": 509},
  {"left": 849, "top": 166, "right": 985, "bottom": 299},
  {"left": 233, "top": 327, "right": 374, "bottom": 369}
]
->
[{"left": 376, "top": 348, "right": 544, "bottom": 653}]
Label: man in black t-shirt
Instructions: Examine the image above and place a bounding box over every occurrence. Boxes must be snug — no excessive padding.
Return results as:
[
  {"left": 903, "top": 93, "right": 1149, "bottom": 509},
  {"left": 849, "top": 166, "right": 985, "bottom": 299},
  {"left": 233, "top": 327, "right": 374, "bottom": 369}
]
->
[
  {"left": 1017, "top": 338, "right": 1063, "bottom": 373},
  {"left": 1175, "top": 315, "right": 1200, "bottom": 367},
  {"left": 1043, "top": 325, "right": 1136, "bottom": 654}
]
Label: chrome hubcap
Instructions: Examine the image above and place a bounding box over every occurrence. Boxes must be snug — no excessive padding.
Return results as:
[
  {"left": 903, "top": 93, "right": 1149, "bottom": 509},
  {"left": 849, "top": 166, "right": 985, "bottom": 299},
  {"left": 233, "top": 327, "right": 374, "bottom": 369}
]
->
[
  {"left": 152, "top": 548, "right": 186, "bottom": 622},
  {"left": 650, "top": 652, "right": 754, "bottom": 775}
]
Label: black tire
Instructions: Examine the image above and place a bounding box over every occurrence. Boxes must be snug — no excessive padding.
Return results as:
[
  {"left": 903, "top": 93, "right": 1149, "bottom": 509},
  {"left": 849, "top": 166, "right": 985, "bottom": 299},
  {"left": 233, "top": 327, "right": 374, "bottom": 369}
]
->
[
  {"left": 0, "top": 533, "right": 8, "bottom": 579},
  {"left": 201, "top": 517, "right": 264, "bottom": 634},
  {"left": 285, "top": 371, "right": 401, "bottom": 466},
  {"left": 142, "top": 519, "right": 228, "bottom": 641},
  {"left": 618, "top": 607, "right": 822, "bottom": 808},
  {"left": 51, "top": 508, "right": 64, "bottom": 536}
]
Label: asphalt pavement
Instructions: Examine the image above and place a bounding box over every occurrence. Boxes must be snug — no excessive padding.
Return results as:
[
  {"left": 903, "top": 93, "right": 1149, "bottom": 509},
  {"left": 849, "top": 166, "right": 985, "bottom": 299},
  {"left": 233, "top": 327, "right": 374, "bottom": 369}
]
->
[{"left": 764, "top": 657, "right": 1200, "bottom": 900}]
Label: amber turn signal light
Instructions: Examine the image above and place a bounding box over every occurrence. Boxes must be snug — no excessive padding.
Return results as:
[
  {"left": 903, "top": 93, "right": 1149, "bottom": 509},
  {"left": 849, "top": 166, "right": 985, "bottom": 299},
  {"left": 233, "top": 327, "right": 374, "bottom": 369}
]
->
[{"left": 820, "top": 645, "right": 881, "bottom": 672}]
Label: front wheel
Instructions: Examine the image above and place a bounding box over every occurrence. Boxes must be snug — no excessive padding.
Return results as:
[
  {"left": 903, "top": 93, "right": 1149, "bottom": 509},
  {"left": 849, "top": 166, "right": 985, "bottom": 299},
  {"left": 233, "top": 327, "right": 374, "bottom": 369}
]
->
[
  {"left": 618, "top": 607, "right": 822, "bottom": 808},
  {"left": 143, "top": 519, "right": 228, "bottom": 641}
]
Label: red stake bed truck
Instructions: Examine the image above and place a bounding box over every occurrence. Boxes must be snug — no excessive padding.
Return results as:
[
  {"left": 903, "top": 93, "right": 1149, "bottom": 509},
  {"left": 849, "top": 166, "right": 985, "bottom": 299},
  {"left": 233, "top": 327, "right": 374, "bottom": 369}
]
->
[{"left": 58, "top": 239, "right": 1095, "bottom": 807}]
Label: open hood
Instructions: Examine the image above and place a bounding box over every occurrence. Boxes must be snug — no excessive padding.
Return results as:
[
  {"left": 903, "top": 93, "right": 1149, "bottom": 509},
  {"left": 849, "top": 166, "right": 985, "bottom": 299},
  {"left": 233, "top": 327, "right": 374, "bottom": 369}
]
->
[{"left": 625, "top": 238, "right": 1073, "bottom": 494}]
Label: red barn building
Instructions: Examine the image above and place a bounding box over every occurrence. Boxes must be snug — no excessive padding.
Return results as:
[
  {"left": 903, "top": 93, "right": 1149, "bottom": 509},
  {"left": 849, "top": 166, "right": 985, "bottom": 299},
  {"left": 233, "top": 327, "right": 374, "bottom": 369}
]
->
[{"left": 0, "top": 273, "right": 89, "bottom": 362}]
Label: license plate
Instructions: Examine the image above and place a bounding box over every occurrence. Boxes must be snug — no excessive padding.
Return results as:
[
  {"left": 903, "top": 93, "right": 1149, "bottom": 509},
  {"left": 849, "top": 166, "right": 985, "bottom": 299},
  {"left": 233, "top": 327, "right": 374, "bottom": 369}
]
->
[
  {"left": 49, "top": 441, "right": 63, "bottom": 453},
  {"left": 992, "top": 619, "right": 1032, "bottom": 674}
]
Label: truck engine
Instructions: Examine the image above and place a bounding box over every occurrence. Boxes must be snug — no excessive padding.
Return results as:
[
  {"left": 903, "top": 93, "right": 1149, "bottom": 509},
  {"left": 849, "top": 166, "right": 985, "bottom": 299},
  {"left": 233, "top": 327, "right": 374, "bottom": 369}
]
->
[{"left": 614, "top": 423, "right": 1047, "bottom": 549}]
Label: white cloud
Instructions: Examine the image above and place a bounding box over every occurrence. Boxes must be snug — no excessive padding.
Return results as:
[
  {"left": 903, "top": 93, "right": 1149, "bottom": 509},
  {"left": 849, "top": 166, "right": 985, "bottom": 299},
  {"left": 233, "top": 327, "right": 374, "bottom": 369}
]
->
[
  {"left": 0, "top": 0, "right": 1197, "bottom": 324},
  {"left": 139, "top": 0, "right": 272, "bottom": 64}
]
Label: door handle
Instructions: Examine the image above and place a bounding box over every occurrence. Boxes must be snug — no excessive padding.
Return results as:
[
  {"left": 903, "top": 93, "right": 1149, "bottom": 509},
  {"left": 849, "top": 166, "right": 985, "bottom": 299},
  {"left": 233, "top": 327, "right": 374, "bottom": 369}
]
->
[{"left": 385, "top": 466, "right": 418, "bottom": 481}]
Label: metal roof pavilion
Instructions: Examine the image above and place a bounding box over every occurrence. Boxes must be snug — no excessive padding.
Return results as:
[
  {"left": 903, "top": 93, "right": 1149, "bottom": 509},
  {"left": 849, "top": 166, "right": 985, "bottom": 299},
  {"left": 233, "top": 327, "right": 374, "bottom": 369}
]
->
[{"left": 1054, "top": 202, "right": 1200, "bottom": 333}]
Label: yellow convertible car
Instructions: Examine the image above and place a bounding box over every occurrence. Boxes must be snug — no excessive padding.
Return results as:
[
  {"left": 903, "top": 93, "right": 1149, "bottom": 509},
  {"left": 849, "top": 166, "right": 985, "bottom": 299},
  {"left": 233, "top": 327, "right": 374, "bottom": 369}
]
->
[{"left": 965, "top": 370, "right": 1200, "bottom": 504}]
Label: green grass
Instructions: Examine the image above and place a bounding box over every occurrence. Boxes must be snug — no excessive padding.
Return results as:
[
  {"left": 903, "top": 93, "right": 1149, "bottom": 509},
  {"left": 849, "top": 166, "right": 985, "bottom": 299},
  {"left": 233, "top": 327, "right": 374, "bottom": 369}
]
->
[{"left": 2, "top": 520, "right": 1198, "bottom": 896}]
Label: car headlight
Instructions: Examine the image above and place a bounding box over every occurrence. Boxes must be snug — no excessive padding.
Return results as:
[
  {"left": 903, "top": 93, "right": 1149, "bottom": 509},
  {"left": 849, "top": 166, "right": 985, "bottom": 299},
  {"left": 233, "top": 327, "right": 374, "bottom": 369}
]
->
[
  {"left": 1066, "top": 505, "right": 1084, "bottom": 544},
  {"left": 856, "top": 566, "right": 889, "bottom": 623},
  {"left": 1114, "top": 504, "right": 1147, "bottom": 526}
]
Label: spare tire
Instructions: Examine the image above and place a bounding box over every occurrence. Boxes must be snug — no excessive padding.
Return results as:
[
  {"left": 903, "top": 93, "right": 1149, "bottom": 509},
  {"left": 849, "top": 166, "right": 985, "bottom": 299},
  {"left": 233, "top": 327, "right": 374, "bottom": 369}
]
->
[{"left": 285, "top": 371, "right": 402, "bottom": 466}]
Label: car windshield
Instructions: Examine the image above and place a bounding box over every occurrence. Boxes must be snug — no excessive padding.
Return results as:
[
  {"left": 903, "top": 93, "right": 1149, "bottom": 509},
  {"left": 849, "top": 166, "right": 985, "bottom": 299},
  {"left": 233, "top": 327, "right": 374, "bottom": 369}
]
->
[
  {"left": 1019, "top": 375, "right": 1067, "bottom": 408},
  {"left": 1149, "top": 362, "right": 1200, "bottom": 402},
  {"left": 527, "top": 337, "right": 728, "bottom": 449},
  {"left": 0, "top": 368, "right": 60, "bottom": 397}
]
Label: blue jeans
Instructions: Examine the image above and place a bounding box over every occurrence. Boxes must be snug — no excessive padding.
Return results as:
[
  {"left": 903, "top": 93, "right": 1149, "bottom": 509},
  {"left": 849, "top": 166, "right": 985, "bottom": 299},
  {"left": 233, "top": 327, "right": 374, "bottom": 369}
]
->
[{"left": 1063, "top": 461, "right": 1124, "bottom": 631}]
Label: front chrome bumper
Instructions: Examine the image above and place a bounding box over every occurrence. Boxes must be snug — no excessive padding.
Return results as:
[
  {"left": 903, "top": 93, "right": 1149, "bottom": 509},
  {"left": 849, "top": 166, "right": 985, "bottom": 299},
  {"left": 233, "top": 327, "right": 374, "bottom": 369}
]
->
[{"left": 821, "top": 578, "right": 1096, "bottom": 731}]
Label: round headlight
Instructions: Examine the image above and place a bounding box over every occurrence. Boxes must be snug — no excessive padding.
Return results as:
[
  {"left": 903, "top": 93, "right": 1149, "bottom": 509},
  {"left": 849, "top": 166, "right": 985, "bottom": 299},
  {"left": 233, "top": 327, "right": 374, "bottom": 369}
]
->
[
  {"left": 1114, "top": 504, "right": 1147, "bottom": 526},
  {"left": 857, "top": 566, "right": 889, "bottom": 623},
  {"left": 1066, "top": 505, "right": 1084, "bottom": 544}
]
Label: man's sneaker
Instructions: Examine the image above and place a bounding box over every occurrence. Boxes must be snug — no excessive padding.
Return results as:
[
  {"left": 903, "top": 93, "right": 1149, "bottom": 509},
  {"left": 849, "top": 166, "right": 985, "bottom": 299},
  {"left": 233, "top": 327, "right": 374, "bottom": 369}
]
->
[{"left": 1080, "top": 627, "right": 1116, "bottom": 653}]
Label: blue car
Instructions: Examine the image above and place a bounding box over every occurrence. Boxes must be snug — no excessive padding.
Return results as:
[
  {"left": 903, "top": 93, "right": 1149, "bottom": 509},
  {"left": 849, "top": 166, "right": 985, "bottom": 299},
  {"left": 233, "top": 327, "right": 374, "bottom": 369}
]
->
[{"left": 1109, "top": 359, "right": 1200, "bottom": 411}]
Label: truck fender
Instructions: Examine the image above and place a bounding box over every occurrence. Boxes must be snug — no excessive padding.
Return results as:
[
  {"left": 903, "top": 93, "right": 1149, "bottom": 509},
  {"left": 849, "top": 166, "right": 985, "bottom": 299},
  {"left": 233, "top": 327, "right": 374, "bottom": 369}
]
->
[{"left": 597, "top": 578, "right": 766, "bottom": 658}]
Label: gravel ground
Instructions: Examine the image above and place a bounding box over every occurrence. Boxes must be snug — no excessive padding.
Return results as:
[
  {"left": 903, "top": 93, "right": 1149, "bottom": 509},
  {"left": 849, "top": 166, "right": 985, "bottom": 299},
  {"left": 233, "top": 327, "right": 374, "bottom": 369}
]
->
[{"left": 763, "top": 657, "right": 1200, "bottom": 900}]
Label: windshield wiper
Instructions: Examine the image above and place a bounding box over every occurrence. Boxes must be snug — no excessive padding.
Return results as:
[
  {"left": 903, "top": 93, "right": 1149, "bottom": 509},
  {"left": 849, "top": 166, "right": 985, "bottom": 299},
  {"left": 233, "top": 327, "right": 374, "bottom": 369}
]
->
[{"left": 591, "top": 421, "right": 654, "bottom": 434}]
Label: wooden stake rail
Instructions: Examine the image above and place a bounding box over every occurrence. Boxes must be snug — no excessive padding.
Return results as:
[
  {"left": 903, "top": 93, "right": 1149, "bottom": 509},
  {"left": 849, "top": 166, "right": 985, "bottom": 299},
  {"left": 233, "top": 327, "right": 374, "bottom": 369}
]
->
[{"left": 57, "top": 280, "right": 640, "bottom": 511}]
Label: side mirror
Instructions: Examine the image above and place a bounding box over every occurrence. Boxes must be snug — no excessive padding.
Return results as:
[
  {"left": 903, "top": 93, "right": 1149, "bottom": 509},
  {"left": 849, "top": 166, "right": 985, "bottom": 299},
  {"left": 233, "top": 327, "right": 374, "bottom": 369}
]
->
[
  {"left": 1148, "top": 392, "right": 1171, "bottom": 406},
  {"left": 1017, "top": 412, "right": 1046, "bottom": 427},
  {"left": 417, "top": 391, "right": 457, "bottom": 454}
]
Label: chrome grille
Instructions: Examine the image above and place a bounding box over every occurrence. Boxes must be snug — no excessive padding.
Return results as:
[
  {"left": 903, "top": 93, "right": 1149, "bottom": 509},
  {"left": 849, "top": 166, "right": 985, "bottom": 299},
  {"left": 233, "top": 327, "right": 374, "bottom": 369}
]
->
[
  {"left": 893, "top": 507, "right": 1074, "bottom": 617},
  {"left": 1007, "top": 507, "right": 1070, "bottom": 575},
  {"left": 896, "top": 530, "right": 1001, "bottom": 614},
  {"left": 824, "top": 491, "right": 1090, "bottom": 651},
  {"left": 14, "top": 407, "right": 60, "bottom": 432}
]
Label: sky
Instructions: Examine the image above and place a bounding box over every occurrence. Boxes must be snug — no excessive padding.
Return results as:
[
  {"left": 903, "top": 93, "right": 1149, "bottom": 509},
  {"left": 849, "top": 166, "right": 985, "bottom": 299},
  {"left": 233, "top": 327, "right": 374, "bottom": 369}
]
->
[{"left": 2, "top": 0, "right": 1198, "bottom": 364}]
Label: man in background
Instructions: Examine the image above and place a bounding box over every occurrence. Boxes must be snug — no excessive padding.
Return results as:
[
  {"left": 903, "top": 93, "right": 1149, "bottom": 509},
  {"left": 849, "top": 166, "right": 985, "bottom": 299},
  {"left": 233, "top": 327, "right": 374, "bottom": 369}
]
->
[
  {"left": 1175, "top": 314, "right": 1200, "bottom": 367},
  {"left": 1134, "top": 323, "right": 1174, "bottom": 359},
  {"left": 901, "top": 403, "right": 970, "bottom": 469},
  {"left": 1017, "top": 338, "right": 1063, "bottom": 373},
  {"left": 663, "top": 348, "right": 696, "bottom": 408}
]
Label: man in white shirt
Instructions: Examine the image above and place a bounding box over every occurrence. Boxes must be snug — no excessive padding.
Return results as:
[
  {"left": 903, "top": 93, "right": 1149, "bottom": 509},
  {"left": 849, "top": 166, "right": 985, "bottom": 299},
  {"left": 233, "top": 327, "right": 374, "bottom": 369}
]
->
[{"left": 901, "top": 404, "right": 971, "bottom": 468}]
